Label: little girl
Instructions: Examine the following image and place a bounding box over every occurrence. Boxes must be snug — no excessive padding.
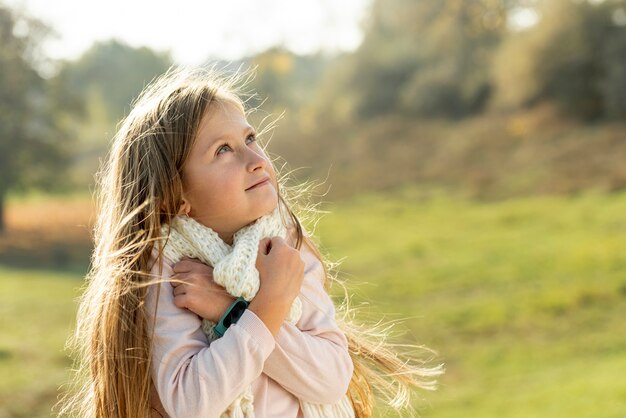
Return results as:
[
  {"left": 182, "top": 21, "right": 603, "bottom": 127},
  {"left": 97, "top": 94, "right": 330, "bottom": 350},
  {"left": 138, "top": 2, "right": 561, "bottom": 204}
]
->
[{"left": 60, "top": 67, "right": 442, "bottom": 418}]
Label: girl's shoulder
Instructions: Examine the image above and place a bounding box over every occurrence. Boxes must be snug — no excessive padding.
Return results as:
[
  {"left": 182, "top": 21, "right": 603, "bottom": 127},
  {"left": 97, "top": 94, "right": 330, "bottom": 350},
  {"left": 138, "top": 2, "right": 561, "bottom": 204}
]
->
[
  {"left": 149, "top": 245, "right": 174, "bottom": 267},
  {"left": 290, "top": 225, "right": 326, "bottom": 283}
]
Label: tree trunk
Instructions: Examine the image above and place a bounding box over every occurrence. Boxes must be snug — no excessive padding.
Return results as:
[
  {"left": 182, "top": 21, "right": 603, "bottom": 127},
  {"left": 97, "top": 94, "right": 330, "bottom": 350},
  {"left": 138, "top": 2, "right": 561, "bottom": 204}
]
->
[{"left": 0, "top": 192, "right": 5, "bottom": 234}]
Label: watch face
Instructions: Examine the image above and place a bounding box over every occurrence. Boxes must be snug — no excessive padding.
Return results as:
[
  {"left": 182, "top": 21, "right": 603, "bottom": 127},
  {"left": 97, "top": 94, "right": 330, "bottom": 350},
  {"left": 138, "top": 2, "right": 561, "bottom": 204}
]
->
[
  {"left": 215, "top": 298, "right": 249, "bottom": 337},
  {"left": 225, "top": 300, "right": 248, "bottom": 327}
]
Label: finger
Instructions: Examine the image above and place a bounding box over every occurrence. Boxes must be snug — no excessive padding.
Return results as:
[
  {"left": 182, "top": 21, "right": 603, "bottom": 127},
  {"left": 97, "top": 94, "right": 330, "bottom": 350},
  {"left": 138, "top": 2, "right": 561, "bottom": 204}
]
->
[
  {"left": 170, "top": 271, "right": 193, "bottom": 284},
  {"left": 170, "top": 275, "right": 182, "bottom": 287},
  {"left": 258, "top": 238, "right": 271, "bottom": 255},
  {"left": 172, "top": 260, "right": 193, "bottom": 273},
  {"left": 176, "top": 260, "right": 214, "bottom": 276},
  {"left": 270, "top": 236, "right": 286, "bottom": 249},
  {"left": 173, "top": 294, "right": 188, "bottom": 309},
  {"left": 173, "top": 284, "right": 186, "bottom": 296},
  {"left": 180, "top": 257, "right": 206, "bottom": 268}
]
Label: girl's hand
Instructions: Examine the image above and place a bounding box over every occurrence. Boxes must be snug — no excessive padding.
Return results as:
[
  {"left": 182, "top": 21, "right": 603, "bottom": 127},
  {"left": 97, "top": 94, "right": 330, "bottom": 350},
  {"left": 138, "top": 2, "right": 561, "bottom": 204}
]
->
[
  {"left": 171, "top": 258, "right": 236, "bottom": 323},
  {"left": 249, "top": 237, "right": 305, "bottom": 336}
]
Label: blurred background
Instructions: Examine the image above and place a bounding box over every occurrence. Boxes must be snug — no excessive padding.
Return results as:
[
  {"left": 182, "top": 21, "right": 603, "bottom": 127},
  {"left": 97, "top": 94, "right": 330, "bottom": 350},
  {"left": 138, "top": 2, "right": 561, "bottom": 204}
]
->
[{"left": 1, "top": 0, "right": 625, "bottom": 416}]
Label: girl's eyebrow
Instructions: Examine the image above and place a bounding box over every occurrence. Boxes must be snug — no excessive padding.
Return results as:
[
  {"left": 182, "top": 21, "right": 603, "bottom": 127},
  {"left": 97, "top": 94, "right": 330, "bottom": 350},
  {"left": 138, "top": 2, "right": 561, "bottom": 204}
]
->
[
  {"left": 209, "top": 126, "right": 255, "bottom": 144},
  {"left": 204, "top": 126, "right": 256, "bottom": 153},
  {"left": 243, "top": 125, "right": 257, "bottom": 137}
]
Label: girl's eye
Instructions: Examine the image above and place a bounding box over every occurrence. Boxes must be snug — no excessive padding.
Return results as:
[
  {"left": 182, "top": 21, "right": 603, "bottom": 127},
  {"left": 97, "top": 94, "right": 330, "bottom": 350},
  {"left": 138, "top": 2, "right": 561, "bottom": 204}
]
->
[
  {"left": 216, "top": 134, "right": 256, "bottom": 156},
  {"left": 216, "top": 144, "right": 232, "bottom": 155},
  {"left": 245, "top": 134, "right": 257, "bottom": 145}
]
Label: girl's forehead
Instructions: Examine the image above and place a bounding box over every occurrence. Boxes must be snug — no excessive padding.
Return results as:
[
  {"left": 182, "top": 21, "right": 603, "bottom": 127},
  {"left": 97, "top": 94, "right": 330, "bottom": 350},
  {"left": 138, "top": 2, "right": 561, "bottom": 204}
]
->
[
  {"left": 205, "top": 100, "right": 247, "bottom": 127},
  {"left": 210, "top": 95, "right": 245, "bottom": 114},
  {"left": 195, "top": 101, "right": 251, "bottom": 143}
]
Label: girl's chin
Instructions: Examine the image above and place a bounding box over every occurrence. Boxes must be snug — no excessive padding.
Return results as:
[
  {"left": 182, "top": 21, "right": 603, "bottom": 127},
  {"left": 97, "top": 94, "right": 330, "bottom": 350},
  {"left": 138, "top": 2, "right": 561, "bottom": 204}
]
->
[
  {"left": 260, "top": 193, "right": 279, "bottom": 212},
  {"left": 255, "top": 201, "right": 279, "bottom": 221}
]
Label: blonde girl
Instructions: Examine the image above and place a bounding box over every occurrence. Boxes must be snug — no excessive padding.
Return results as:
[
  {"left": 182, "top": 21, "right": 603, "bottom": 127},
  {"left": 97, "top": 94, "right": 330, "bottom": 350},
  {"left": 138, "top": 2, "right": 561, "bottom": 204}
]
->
[{"left": 59, "top": 67, "right": 443, "bottom": 418}]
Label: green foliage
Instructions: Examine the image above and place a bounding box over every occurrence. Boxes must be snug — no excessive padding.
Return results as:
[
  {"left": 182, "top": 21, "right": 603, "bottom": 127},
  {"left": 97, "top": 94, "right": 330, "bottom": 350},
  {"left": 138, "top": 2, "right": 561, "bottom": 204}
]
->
[
  {"left": 315, "top": 0, "right": 506, "bottom": 120},
  {"left": 245, "top": 48, "right": 330, "bottom": 114},
  {"left": 56, "top": 39, "right": 172, "bottom": 121},
  {"left": 0, "top": 5, "right": 74, "bottom": 230},
  {"left": 492, "top": 0, "right": 626, "bottom": 119},
  {"left": 601, "top": 21, "right": 626, "bottom": 119},
  {"left": 258, "top": 0, "right": 626, "bottom": 200},
  {"left": 50, "top": 39, "right": 173, "bottom": 187}
]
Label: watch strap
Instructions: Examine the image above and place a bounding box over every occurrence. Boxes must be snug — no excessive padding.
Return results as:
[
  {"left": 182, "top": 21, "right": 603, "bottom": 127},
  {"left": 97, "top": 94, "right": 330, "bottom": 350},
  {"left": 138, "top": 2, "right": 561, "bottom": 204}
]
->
[{"left": 213, "top": 297, "right": 249, "bottom": 337}]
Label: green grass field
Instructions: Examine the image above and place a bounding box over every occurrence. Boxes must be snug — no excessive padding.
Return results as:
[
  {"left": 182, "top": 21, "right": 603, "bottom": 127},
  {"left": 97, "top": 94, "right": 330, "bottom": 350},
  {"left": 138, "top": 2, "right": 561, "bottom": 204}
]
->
[
  {"left": 1, "top": 189, "right": 625, "bottom": 417},
  {"left": 317, "top": 188, "right": 626, "bottom": 417},
  {"left": 0, "top": 268, "right": 82, "bottom": 418}
]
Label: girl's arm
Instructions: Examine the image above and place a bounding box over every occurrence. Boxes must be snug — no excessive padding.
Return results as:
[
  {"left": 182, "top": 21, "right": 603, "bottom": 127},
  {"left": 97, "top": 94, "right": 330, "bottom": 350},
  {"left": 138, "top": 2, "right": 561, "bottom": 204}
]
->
[
  {"left": 261, "top": 242, "right": 354, "bottom": 404},
  {"left": 146, "top": 258, "right": 276, "bottom": 418}
]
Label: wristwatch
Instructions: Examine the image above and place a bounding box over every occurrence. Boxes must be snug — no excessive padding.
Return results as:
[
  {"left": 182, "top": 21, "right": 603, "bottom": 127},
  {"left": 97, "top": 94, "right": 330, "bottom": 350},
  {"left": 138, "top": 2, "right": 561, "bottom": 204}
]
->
[{"left": 213, "top": 297, "right": 249, "bottom": 337}]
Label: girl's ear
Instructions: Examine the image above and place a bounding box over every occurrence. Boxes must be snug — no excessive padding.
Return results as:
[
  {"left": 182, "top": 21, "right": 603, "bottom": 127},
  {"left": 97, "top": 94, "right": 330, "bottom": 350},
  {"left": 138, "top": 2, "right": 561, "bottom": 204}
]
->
[{"left": 178, "top": 195, "right": 191, "bottom": 216}]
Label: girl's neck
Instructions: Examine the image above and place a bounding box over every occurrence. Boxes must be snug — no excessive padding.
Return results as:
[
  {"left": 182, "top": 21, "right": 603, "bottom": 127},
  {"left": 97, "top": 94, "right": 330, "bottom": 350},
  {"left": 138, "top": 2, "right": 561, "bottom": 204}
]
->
[{"left": 221, "top": 233, "right": 234, "bottom": 246}]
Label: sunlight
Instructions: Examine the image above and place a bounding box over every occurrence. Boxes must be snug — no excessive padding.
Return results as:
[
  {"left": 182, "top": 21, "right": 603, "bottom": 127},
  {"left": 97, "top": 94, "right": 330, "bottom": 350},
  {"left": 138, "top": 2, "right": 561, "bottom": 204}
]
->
[{"left": 4, "top": 0, "right": 370, "bottom": 64}]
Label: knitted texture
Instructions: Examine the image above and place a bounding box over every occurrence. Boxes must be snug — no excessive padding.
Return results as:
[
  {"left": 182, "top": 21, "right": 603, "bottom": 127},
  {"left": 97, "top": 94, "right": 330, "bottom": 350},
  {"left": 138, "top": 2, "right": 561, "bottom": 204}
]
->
[{"left": 160, "top": 206, "right": 355, "bottom": 418}]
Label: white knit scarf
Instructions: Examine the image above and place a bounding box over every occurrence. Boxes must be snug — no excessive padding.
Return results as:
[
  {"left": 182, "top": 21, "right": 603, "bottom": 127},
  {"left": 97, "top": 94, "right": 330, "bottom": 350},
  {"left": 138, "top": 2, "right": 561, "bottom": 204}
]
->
[{"left": 160, "top": 206, "right": 355, "bottom": 418}]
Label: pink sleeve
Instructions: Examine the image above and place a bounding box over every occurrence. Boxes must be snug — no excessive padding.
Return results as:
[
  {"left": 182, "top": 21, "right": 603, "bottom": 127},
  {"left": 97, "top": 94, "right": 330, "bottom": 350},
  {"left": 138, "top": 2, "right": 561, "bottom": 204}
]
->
[
  {"left": 261, "top": 244, "right": 354, "bottom": 404},
  {"left": 146, "top": 258, "right": 276, "bottom": 418}
]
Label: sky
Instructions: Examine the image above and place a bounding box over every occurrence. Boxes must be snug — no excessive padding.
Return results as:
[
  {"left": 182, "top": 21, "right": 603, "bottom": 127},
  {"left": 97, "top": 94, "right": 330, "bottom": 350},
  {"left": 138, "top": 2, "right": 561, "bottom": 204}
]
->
[{"left": 5, "top": 0, "right": 370, "bottom": 65}]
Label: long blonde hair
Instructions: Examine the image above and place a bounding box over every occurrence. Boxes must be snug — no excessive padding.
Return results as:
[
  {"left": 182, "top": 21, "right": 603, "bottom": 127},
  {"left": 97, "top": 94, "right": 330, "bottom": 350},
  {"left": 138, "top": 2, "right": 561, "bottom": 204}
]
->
[{"left": 58, "top": 66, "right": 443, "bottom": 418}]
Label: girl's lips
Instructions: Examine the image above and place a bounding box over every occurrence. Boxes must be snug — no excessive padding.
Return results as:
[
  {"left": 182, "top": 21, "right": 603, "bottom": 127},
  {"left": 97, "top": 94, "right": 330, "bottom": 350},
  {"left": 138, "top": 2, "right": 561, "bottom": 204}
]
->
[{"left": 246, "top": 177, "right": 270, "bottom": 190}]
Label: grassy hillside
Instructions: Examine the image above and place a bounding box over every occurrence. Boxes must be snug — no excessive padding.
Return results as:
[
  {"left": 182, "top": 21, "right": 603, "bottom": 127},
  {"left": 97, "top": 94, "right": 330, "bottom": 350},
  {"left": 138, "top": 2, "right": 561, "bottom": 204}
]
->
[
  {"left": 0, "top": 268, "right": 81, "bottom": 418},
  {"left": 0, "top": 194, "right": 93, "bottom": 273},
  {"left": 316, "top": 188, "right": 626, "bottom": 417},
  {"left": 271, "top": 106, "right": 626, "bottom": 201},
  {"left": 0, "top": 190, "right": 624, "bottom": 417}
]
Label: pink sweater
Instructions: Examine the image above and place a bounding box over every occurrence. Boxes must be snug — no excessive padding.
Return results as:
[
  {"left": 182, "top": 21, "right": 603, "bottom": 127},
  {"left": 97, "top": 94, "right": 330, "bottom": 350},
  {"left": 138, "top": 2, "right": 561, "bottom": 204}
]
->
[{"left": 145, "top": 240, "right": 354, "bottom": 418}]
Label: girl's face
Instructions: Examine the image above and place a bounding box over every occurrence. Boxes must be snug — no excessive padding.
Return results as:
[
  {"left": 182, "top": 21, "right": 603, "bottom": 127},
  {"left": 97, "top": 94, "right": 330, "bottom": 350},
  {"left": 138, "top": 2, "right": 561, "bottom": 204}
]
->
[{"left": 179, "top": 101, "right": 278, "bottom": 244}]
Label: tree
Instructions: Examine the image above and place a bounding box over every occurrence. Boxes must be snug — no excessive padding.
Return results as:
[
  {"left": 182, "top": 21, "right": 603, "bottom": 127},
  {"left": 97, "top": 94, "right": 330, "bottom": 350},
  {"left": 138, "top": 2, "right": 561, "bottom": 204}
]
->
[
  {"left": 50, "top": 40, "right": 172, "bottom": 187},
  {"left": 246, "top": 48, "right": 330, "bottom": 114},
  {"left": 600, "top": 1, "right": 626, "bottom": 120},
  {"left": 0, "top": 5, "right": 71, "bottom": 232},
  {"left": 57, "top": 39, "right": 172, "bottom": 122},
  {"left": 492, "top": 0, "right": 626, "bottom": 120},
  {"left": 316, "top": 0, "right": 507, "bottom": 121}
]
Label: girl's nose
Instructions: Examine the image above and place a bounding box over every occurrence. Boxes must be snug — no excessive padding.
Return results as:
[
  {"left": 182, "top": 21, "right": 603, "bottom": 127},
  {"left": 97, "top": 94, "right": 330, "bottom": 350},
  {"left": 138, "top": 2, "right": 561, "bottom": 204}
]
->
[{"left": 246, "top": 147, "right": 268, "bottom": 172}]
